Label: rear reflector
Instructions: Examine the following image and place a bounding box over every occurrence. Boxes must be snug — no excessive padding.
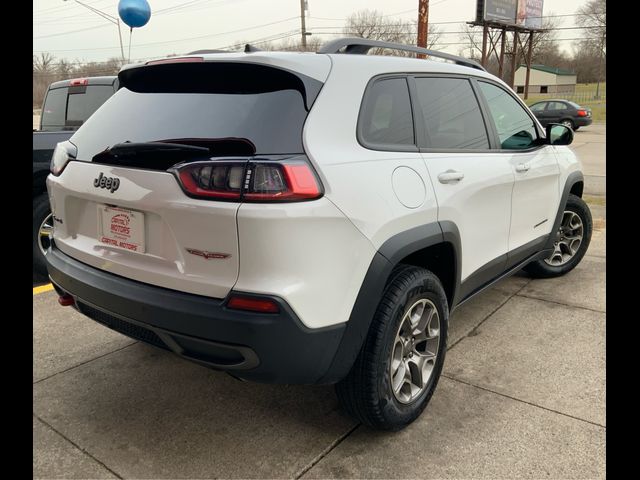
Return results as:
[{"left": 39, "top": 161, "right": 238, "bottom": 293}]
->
[
  {"left": 227, "top": 295, "right": 280, "bottom": 313},
  {"left": 70, "top": 78, "right": 88, "bottom": 86},
  {"left": 146, "top": 57, "right": 204, "bottom": 65},
  {"left": 58, "top": 294, "right": 75, "bottom": 307}
]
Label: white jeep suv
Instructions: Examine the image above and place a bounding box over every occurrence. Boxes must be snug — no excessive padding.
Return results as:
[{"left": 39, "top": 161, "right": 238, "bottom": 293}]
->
[{"left": 45, "top": 38, "right": 592, "bottom": 431}]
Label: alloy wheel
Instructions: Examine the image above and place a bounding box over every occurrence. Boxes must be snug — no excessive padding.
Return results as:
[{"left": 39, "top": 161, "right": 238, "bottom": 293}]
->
[
  {"left": 389, "top": 298, "right": 441, "bottom": 404},
  {"left": 544, "top": 210, "right": 583, "bottom": 266}
]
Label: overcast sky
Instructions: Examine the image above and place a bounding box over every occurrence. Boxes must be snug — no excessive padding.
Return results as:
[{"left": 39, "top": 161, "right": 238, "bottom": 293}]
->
[{"left": 33, "top": 0, "right": 589, "bottom": 63}]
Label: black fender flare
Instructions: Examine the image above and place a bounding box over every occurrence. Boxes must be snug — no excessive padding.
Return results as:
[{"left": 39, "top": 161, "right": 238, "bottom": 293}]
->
[
  {"left": 543, "top": 171, "right": 584, "bottom": 250},
  {"left": 318, "top": 222, "right": 460, "bottom": 384}
]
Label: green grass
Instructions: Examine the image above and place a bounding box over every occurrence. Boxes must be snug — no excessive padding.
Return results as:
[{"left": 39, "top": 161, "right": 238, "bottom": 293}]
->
[
  {"left": 575, "top": 82, "right": 606, "bottom": 94},
  {"left": 584, "top": 195, "right": 606, "bottom": 207}
]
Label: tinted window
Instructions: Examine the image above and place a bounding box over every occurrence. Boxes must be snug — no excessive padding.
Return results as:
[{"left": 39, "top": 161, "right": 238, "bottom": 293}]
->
[
  {"left": 71, "top": 63, "right": 323, "bottom": 160},
  {"left": 568, "top": 101, "right": 582, "bottom": 109},
  {"left": 478, "top": 81, "right": 538, "bottom": 150},
  {"left": 548, "top": 101, "right": 568, "bottom": 111},
  {"left": 67, "top": 85, "right": 115, "bottom": 125},
  {"left": 359, "top": 77, "right": 414, "bottom": 147},
  {"left": 529, "top": 102, "right": 547, "bottom": 112},
  {"left": 71, "top": 88, "right": 312, "bottom": 159},
  {"left": 415, "top": 77, "right": 489, "bottom": 150},
  {"left": 40, "top": 87, "right": 68, "bottom": 128}
]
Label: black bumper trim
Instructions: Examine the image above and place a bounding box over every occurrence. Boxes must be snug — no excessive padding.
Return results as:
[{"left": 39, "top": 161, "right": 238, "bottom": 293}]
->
[{"left": 46, "top": 244, "right": 346, "bottom": 384}]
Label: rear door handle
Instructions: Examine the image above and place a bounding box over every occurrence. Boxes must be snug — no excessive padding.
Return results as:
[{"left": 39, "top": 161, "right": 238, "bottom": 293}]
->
[
  {"left": 515, "top": 163, "right": 531, "bottom": 172},
  {"left": 438, "top": 170, "right": 464, "bottom": 184}
]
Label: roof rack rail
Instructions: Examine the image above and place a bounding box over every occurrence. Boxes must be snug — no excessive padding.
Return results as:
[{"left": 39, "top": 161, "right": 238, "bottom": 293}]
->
[{"left": 318, "top": 37, "right": 486, "bottom": 72}]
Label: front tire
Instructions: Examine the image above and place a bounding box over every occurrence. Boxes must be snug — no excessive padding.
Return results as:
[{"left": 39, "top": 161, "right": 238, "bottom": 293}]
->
[
  {"left": 33, "top": 193, "right": 52, "bottom": 275},
  {"left": 336, "top": 265, "right": 448, "bottom": 431},
  {"left": 524, "top": 194, "right": 592, "bottom": 278}
]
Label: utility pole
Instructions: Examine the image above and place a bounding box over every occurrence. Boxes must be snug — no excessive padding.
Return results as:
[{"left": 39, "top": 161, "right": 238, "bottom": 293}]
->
[
  {"left": 300, "top": 0, "right": 308, "bottom": 50},
  {"left": 417, "top": 0, "right": 429, "bottom": 58},
  {"left": 63, "top": 0, "right": 125, "bottom": 62},
  {"left": 595, "top": 31, "right": 605, "bottom": 99}
]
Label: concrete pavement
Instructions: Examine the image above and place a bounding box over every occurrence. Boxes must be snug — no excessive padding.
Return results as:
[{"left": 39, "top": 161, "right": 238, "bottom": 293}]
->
[
  {"left": 33, "top": 223, "right": 606, "bottom": 479},
  {"left": 571, "top": 124, "right": 606, "bottom": 196}
]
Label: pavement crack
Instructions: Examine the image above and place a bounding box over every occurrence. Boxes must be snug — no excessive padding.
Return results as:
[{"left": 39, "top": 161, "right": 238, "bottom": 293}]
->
[
  {"left": 34, "top": 414, "right": 124, "bottom": 479},
  {"left": 294, "top": 423, "right": 360, "bottom": 479},
  {"left": 515, "top": 293, "right": 605, "bottom": 314},
  {"left": 442, "top": 375, "right": 606, "bottom": 429},
  {"left": 34, "top": 341, "right": 138, "bottom": 385}
]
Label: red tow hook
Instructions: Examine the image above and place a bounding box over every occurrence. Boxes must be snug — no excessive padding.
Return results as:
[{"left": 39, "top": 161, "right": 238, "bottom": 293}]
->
[{"left": 58, "top": 294, "right": 75, "bottom": 307}]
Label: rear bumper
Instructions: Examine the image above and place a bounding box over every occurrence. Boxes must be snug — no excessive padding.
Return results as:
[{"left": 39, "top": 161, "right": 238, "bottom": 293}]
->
[
  {"left": 46, "top": 244, "right": 346, "bottom": 384},
  {"left": 575, "top": 117, "right": 593, "bottom": 127}
]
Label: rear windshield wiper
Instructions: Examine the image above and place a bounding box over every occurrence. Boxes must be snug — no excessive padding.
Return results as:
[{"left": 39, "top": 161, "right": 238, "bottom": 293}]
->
[
  {"left": 105, "top": 142, "right": 210, "bottom": 155},
  {"left": 92, "top": 142, "right": 211, "bottom": 170}
]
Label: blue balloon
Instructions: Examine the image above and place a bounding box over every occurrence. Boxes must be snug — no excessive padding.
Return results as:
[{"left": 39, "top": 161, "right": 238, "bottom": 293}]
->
[{"left": 118, "top": 0, "right": 151, "bottom": 29}]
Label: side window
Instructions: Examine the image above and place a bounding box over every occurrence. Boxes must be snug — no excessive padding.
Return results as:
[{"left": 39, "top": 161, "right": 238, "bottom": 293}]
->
[
  {"left": 548, "top": 101, "right": 567, "bottom": 111},
  {"left": 414, "top": 77, "right": 489, "bottom": 149},
  {"left": 529, "top": 102, "right": 547, "bottom": 112},
  {"left": 359, "top": 77, "right": 415, "bottom": 148},
  {"left": 478, "top": 81, "right": 539, "bottom": 150}
]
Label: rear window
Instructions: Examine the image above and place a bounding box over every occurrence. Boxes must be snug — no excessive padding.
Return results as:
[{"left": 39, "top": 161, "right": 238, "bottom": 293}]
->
[
  {"left": 70, "top": 62, "right": 323, "bottom": 160},
  {"left": 67, "top": 85, "right": 115, "bottom": 125},
  {"left": 41, "top": 87, "right": 68, "bottom": 128}
]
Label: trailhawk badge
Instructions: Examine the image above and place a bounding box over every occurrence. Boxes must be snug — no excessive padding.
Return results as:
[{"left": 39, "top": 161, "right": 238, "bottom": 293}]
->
[{"left": 186, "top": 248, "right": 231, "bottom": 260}]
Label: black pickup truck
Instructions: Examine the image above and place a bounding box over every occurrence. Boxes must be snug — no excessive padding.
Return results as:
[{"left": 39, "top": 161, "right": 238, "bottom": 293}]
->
[{"left": 34, "top": 76, "right": 117, "bottom": 274}]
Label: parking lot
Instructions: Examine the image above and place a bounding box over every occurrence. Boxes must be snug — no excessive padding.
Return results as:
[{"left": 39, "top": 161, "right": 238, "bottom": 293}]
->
[{"left": 33, "top": 125, "right": 605, "bottom": 479}]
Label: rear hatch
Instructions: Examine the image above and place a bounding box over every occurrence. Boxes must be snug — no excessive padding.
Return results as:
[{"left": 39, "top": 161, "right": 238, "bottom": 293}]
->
[{"left": 48, "top": 57, "right": 329, "bottom": 298}]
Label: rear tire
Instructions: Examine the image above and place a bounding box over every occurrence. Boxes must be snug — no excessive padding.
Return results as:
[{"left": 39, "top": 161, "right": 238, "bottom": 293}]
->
[
  {"left": 560, "top": 118, "right": 574, "bottom": 130},
  {"left": 524, "top": 194, "right": 592, "bottom": 278},
  {"left": 33, "top": 193, "right": 52, "bottom": 275},
  {"left": 336, "top": 265, "right": 448, "bottom": 431}
]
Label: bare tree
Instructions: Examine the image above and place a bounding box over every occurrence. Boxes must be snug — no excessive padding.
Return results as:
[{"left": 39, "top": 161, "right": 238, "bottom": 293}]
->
[
  {"left": 574, "top": 0, "right": 605, "bottom": 91},
  {"left": 343, "top": 9, "right": 442, "bottom": 55},
  {"left": 576, "top": 0, "right": 606, "bottom": 49}
]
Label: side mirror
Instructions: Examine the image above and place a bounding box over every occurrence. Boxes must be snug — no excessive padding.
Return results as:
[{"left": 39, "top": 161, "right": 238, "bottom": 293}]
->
[{"left": 546, "top": 124, "right": 573, "bottom": 146}]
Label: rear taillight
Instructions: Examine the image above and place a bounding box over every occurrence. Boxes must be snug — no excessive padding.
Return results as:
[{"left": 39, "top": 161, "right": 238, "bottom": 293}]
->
[
  {"left": 176, "top": 161, "right": 245, "bottom": 200},
  {"left": 50, "top": 141, "right": 77, "bottom": 176},
  {"left": 577, "top": 110, "right": 588, "bottom": 117},
  {"left": 171, "top": 158, "right": 323, "bottom": 202}
]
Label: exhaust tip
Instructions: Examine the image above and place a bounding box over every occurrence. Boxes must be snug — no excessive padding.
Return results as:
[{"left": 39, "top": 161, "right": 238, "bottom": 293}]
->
[{"left": 57, "top": 294, "right": 75, "bottom": 307}]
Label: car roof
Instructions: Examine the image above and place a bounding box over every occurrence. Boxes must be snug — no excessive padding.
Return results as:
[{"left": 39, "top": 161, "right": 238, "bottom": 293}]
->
[{"left": 120, "top": 50, "right": 502, "bottom": 85}]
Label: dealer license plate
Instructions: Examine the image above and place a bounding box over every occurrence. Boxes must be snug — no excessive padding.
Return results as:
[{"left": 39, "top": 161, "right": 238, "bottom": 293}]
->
[{"left": 98, "top": 205, "right": 145, "bottom": 253}]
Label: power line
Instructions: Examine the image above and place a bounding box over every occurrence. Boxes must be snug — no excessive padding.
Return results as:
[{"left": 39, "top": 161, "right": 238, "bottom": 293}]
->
[{"left": 33, "top": 16, "right": 300, "bottom": 52}]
